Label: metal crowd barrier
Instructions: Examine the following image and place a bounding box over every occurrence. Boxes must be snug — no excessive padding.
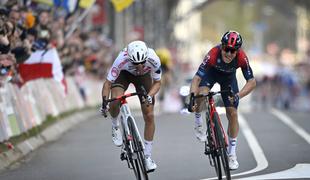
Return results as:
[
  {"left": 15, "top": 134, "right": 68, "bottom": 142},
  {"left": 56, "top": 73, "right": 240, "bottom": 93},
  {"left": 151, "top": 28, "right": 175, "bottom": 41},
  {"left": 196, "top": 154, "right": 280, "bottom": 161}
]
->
[{"left": 0, "top": 77, "right": 102, "bottom": 143}]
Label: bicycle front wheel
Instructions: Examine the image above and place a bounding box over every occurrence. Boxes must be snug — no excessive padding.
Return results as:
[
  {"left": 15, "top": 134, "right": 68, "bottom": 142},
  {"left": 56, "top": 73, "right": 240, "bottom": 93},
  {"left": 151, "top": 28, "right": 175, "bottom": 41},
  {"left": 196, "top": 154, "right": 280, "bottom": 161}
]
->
[
  {"left": 128, "top": 117, "right": 149, "bottom": 180},
  {"left": 213, "top": 113, "right": 231, "bottom": 180},
  {"left": 206, "top": 117, "right": 222, "bottom": 178},
  {"left": 124, "top": 117, "right": 142, "bottom": 180}
]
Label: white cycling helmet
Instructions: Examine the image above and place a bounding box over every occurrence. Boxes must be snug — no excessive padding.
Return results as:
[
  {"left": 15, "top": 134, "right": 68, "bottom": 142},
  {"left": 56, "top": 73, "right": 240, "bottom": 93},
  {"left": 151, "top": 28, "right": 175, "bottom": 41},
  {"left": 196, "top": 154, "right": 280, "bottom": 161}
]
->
[{"left": 127, "top": 40, "right": 148, "bottom": 64}]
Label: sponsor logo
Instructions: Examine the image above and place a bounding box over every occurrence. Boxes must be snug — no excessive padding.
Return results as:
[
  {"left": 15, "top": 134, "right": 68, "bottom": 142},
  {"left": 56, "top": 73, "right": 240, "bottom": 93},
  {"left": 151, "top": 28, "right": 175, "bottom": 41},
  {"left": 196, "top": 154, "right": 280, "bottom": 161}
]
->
[
  {"left": 148, "top": 58, "right": 158, "bottom": 67},
  {"left": 155, "top": 68, "right": 161, "bottom": 74},
  {"left": 202, "top": 54, "right": 210, "bottom": 65},
  {"left": 244, "top": 57, "right": 251, "bottom": 75},
  {"left": 118, "top": 59, "right": 129, "bottom": 69},
  {"left": 111, "top": 67, "right": 119, "bottom": 77},
  {"left": 197, "top": 69, "right": 205, "bottom": 77}
]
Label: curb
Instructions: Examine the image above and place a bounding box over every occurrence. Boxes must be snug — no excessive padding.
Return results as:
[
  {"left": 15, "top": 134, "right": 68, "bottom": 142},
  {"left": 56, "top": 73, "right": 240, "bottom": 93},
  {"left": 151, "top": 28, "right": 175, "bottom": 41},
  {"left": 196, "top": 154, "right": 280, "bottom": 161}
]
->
[{"left": 0, "top": 109, "right": 97, "bottom": 171}]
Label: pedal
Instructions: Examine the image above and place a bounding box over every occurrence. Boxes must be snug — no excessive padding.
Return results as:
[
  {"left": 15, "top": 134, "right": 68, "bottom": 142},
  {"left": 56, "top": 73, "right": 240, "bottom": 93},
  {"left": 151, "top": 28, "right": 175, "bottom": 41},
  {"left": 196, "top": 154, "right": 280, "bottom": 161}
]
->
[
  {"left": 204, "top": 144, "right": 211, "bottom": 155},
  {"left": 120, "top": 152, "right": 127, "bottom": 161},
  {"left": 204, "top": 149, "right": 211, "bottom": 155}
]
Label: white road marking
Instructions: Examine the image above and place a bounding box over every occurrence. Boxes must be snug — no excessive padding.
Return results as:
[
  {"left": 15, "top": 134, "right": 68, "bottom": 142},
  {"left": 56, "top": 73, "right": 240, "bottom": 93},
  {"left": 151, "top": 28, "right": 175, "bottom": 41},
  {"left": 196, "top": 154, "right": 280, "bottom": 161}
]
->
[
  {"left": 238, "top": 163, "right": 310, "bottom": 179},
  {"left": 201, "top": 114, "right": 268, "bottom": 180},
  {"left": 271, "top": 108, "right": 310, "bottom": 144}
]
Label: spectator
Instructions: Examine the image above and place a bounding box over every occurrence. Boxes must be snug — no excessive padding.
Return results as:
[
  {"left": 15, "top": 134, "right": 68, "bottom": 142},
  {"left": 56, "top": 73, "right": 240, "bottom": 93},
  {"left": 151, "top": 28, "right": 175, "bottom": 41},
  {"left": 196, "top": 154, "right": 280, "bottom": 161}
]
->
[{"left": 0, "top": 54, "right": 15, "bottom": 86}]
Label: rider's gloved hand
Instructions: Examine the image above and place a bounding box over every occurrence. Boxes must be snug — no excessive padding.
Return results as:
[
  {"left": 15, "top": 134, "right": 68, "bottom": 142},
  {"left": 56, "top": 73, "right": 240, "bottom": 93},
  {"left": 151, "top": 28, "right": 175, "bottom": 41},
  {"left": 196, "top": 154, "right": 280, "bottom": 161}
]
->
[
  {"left": 187, "top": 93, "right": 195, "bottom": 112},
  {"left": 229, "top": 93, "right": 239, "bottom": 106},
  {"left": 100, "top": 96, "right": 108, "bottom": 117},
  {"left": 146, "top": 95, "right": 153, "bottom": 104}
]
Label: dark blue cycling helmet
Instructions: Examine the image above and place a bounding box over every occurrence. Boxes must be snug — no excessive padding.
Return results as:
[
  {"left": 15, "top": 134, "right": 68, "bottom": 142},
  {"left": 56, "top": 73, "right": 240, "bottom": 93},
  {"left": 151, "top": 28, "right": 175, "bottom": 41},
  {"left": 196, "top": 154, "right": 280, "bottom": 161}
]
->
[{"left": 221, "top": 31, "right": 243, "bottom": 49}]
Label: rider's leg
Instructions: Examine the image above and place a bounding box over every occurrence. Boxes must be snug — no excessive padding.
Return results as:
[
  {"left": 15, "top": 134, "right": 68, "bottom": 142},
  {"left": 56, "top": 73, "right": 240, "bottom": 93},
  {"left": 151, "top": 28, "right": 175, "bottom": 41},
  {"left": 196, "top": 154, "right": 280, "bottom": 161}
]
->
[
  {"left": 226, "top": 106, "right": 239, "bottom": 170},
  {"left": 225, "top": 106, "right": 239, "bottom": 155},
  {"left": 221, "top": 76, "right": 240, "bottom": 169},
  {"left": 141, "top": 103, "right": 155, "bottom": 157},
  {"left": 195, "top": 69, "right": 215, "bottom": 128},
  {"left": 109, "top": 71, "right": 130, "bottom": 147},
  {"left": 193, "top": 86, "right": 209, "bottom": 142},
  {"left": 141, "top": 101, "right": 158, "bottom": 171},
  {"left": 133, "top": 73, "right": 156, "bottom": 158},
  {"left": 109, "top": 86, "right": 125, "bottom": 147},
  {"left": 109, "top": 87, "right": 125, "bottom": 126},
  {"left": 221, "top": 76, "right": 239, "bottom": 156},
  {"left": 194, "top": 86, "right": 209, "bottom": 126}
]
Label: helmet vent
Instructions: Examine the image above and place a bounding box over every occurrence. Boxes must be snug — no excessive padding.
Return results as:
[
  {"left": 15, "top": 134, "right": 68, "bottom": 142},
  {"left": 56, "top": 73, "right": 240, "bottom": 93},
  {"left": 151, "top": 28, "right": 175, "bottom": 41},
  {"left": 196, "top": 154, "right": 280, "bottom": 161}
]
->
[{"left": 137, "top": 52, "right": 140, "bottom": 60}]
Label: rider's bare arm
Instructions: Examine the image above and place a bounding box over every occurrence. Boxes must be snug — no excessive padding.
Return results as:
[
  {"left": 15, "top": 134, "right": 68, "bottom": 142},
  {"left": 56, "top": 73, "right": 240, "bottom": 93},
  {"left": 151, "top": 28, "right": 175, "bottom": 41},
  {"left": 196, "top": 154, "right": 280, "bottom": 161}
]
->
[
  {"left": 190, "top": 75, "right": 202, "bottom": 95},
  {"left": 238, "top": 78, "right": 256, "bottom": 99},
  {"left": 102, "top": 79, "right": 112, "bottom": 99},
  {"left": 148, "top": 80, "right": 161, "bottom": 97}
]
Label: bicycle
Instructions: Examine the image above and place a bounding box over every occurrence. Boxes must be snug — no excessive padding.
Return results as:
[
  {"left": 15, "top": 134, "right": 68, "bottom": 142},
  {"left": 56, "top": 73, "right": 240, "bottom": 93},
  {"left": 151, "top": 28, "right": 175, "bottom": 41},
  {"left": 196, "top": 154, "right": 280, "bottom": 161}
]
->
[
  {"left": 190, "top": 89, "right": 233, "bottom": 180},
  {"left": 102, "top": 90, "right": 150, "bottom": 180}
]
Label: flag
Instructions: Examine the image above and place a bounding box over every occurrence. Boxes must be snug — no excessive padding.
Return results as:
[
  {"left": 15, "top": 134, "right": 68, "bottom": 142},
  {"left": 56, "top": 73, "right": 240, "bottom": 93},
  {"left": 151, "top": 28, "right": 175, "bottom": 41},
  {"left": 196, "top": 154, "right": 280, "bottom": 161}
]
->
[
  {"left": 34, "top": 0, "right": 94, "bottom": 9},
  {"left": 18, "top": 48, "right": 67, "bottom": 93},
  {"left": 53, "top": 0, "right": 79, "bottom": 14},
  {"left": 110, "top": 0, "right": 134, "bottom": 12},
  {"left": 79, "top": 0, "right": 96, "bottom": 8}
]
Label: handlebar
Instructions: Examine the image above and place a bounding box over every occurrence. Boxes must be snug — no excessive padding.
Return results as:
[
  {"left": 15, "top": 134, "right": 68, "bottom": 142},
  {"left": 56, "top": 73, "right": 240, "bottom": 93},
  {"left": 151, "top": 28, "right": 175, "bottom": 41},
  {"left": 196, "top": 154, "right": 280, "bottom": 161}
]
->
[
  {"left": 193, "top": 86, "right": 234, "bottom": 99},
  {"left": 106, "top": 85, "right": 148, "bottom": 103},
  {"left": 102, "top": 86, "right": 148, "bottom": 117},
  {"left": 188, "top": 86, "right": 234, "bottom": 112},
  {"left": 106, "top": 92, "right": 144, "bottom": 103},
  {"left": 194, "top": 90, "right": 232, "bottom": 99}
]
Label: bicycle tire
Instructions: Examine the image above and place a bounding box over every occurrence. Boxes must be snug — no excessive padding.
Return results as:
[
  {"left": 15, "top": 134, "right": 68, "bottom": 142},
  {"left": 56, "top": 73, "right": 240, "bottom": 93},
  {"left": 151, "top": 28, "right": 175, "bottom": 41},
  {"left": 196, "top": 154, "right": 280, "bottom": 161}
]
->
[
  {"left": 206, "top": 114, "right": 222, "bottom": 179},
  {"left": 125, "top": 117, "right": 142, "bottom": 180},
  {"left": 128, "top": 117, "right": 149, "bottom": 180},
  {"left": 213, "top": 113, "right": 231, "bottom": 180}
]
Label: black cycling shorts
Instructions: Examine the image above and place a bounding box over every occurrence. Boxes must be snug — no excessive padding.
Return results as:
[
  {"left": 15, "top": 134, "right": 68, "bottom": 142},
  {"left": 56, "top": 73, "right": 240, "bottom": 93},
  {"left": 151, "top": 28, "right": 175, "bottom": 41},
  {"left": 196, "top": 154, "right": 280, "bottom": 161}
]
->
[
  {"left": 111, "top": 70, "right": 155, "bottom": 105},
  {"left": 198, "top": 68, "right": 239, "bottom": 108}
]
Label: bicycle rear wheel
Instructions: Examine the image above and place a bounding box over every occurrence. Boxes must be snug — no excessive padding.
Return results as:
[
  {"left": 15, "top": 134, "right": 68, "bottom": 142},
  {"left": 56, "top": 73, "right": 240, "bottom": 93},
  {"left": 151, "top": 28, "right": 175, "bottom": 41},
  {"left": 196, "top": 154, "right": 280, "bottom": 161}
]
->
[
  {"left": 128, "top": 117, "right": 149, "bottom": 180},
  {"left": 213, "top": 113, "right": 231, "bottom": 180}
]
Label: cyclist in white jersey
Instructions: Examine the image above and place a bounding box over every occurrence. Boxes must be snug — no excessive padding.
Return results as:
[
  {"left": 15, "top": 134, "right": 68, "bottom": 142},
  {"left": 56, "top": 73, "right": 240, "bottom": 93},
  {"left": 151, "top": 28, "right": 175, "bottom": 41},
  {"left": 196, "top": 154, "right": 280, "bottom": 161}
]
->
[{"left": 101, "top": 41, "right": 161, "bottom": 172}]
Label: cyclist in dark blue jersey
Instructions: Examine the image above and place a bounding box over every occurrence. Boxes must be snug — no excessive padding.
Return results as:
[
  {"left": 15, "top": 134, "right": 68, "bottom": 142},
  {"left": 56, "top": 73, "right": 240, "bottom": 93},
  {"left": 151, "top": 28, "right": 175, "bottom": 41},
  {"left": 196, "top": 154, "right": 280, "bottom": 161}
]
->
[{"left": 188, "top": 31, "right": 256, "bottom": 170}]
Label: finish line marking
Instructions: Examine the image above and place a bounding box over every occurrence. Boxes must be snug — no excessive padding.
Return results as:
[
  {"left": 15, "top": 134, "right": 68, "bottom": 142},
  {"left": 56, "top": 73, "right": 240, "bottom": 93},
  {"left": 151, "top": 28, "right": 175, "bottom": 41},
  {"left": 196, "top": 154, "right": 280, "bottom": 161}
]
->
[{"left": 238, "top": 163, "right": 310, "bottom": 179}]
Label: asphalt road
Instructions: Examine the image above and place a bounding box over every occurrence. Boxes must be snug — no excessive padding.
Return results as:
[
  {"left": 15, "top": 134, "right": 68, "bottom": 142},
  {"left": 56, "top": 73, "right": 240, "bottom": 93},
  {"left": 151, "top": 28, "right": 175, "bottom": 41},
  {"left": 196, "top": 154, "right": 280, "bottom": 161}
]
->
[{"left": 0, "top": 108, "right": 310, "bottom": 180}]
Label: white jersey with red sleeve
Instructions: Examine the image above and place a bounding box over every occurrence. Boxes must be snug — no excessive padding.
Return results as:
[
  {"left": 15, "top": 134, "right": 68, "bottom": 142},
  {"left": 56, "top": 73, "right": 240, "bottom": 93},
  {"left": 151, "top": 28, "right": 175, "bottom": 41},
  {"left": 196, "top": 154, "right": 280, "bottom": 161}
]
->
[{"left": 107, "top": 48, "right": 162, "bottom": 83}]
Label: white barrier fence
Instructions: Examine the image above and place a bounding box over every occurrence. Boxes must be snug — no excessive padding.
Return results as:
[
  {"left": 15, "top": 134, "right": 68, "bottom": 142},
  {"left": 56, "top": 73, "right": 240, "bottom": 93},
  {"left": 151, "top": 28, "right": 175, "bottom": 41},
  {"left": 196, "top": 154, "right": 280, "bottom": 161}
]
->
[{"left": 0, "top": 77, "right": 102, "bottom": 143}]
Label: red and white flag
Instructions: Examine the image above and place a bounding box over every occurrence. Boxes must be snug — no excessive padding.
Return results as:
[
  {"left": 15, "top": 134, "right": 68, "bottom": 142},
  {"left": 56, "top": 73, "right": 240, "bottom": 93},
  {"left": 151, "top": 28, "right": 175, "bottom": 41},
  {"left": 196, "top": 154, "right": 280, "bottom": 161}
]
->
[{"left": 18, "top": 48, "right": 67, "bottom": 93}]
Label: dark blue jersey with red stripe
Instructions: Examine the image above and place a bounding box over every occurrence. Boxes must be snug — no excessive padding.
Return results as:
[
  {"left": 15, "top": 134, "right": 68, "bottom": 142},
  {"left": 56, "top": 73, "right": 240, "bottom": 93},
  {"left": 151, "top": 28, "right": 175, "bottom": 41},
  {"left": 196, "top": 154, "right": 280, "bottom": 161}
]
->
[{"left": 196, "top": 45, "right": 254, "bottom": 80}]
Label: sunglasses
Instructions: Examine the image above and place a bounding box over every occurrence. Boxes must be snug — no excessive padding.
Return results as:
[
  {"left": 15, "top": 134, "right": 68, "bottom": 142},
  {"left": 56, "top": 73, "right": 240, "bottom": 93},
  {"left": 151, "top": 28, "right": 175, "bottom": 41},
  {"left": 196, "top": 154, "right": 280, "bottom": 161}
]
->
[{"left": 223, "top": 47, "right": 237, "bottom": 54}]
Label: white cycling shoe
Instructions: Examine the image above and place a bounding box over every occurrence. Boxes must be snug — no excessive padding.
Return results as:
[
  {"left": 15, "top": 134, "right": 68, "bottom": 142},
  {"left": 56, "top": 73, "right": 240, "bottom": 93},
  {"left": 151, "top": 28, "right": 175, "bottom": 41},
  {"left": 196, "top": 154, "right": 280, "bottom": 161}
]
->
[
  {"left": 144, "top": 157, "right": 157, "bottom": 172},
  {"left": 112, "top": 126, "right": 122, "bottom": 147},
  {"left": 228, "top": 154, "right": 239, "bottom": 170},
  {"left": 194, "top": 125, "right": 207, "bottom": 142}
]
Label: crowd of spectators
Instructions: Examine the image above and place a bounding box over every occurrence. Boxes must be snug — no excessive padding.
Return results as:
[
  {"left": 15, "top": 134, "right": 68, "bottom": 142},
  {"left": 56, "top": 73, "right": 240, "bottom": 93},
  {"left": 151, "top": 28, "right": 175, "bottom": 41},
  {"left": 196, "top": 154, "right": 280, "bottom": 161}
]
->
[
  {"left": 251, "top": 45, "right": 310, "bottom": 112},
  {"left": 0, "top": 0, "right": 114, "bottom": 88}
]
